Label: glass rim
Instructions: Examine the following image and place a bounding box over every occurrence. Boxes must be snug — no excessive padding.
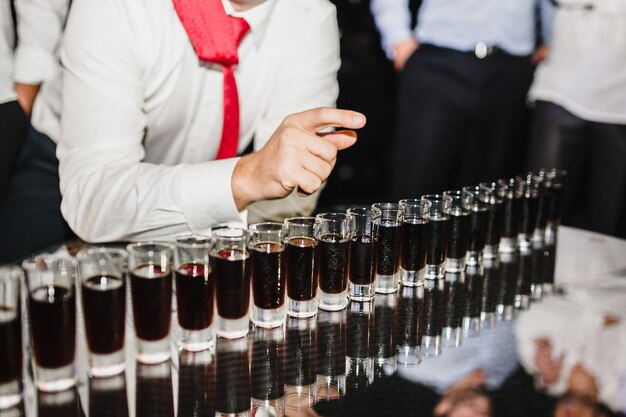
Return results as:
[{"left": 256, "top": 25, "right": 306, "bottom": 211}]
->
[
  {"left": 0, "top": 265, "right": 23, "bottom": 286},
  {"left": 399, "top": 198, "right": 432, "bottom": 207},
  {"left": 174, "top": 235, "right": 212, "bottom": 248},
  {"left": 21, "top": 254, "right": 78, "bottom": 272},
  {"left": 210, "top": 226, "right": 251, "bottom": 239},
  {"left": 125, "top": 241, "right": 175, "bottom": 253},
  {"left": 346, "top": 206, "right": 375, "bottom": 217},
  {"left": 283, "top": 216, "right": 316, "bottom": 226},
  {"left": 315, "top": 212, "right": 353, "bottom": 221},
  {"left": 76, "top": 246, "right": 129, "bottom": 262},
  {"left": 371, "top": 202, "right": 400, "bottom": 211},
  {"left": 248, "top": 222, "right": 284, "bottom": 232},
  {"left": 420, "top": 194, "right": 450, "bottom": 203}
]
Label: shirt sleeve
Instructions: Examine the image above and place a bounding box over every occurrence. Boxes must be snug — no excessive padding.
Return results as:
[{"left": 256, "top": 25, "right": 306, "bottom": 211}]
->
[
  {"left": 13, "top": 0, "right": 68, "bottom": 84},
  {"left": 246, "top": 2, "right": 340, "bottom": 221},
  {"left": 59, "top": 0, "right": 242, "bottom": 243},
  {"left": 539, "top": 0, "right": 556, "bottom": 44},
  {"left": 0, "top": 0, "right": 15, "bottom": 103},
  {"left": 370, "top": 0, "right": 413, "bottom": 59}
]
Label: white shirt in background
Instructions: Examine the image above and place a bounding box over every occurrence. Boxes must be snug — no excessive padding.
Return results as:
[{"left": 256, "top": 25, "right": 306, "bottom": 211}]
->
[
  {"left": 59, "top": 0, "right": 340, "bottom": 242},
  {"left": 529, "top": 0, "right": 626, "bottom": 124},
  {"left": 0, "top": 0, "right": 15, "bottom": 104}
]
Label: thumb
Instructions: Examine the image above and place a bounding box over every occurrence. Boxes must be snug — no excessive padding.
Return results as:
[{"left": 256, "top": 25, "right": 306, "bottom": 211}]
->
[{"left": 319, "top": 130, "right": 358, "bottom": 151}]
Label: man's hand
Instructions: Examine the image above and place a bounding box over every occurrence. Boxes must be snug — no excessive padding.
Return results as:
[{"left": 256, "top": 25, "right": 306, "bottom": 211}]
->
[
  {"left": 232, "top": 108, "right": 366, "bottom": 211},
  {"left": 392, "top": 38, "right": 419, "bottom": 71},
  {"left": 534, "top": 338, "right": 563, "bottom": 386},
  {"left": 14, "top": 83, "right": 41, "bottom": 117},
  {"left": 532, "top": 44, "right": 549, "bottom": 64}
]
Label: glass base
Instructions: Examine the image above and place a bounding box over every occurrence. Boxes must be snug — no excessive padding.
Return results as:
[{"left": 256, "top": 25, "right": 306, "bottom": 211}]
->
[
  {"left": 287, "top": 297, "right": 318, "bottom": 318},
  {"left": 499, "top": 238, "right": 517, "bottom": 253},
  {"left": 348, "top": 282, "right": 375, "bottom": 301},
  {"left": 463, "top": 317, "right": 481, "bottom": 338},
  {"left": 252, "top": 397, "right": 284, "bottom": 417},
  {"left": 396, "top": 345, "right": 421, "bottom": 367},
  {"left": 466, "top": 251, "right": 483, "bottom": 267},
  {"left": 483, "top": 245, "right": 498, "bottom": 259},
  {"left": 497, "top": 304, "right": 514, "bottom": 321},
  {"left": 445, "top": 257, "right": 466, "bottom": 273},
  {"left": 373, "top": 357, "right": 397, "bottom": 380},
  {"left": 421, "top": 335, "right": 441, "bottom": 357},
  {"left": 0, "top": 380, "right": 21, "bottom": 409},
  {"left": 178, "top": 326, "right": 213, "bottom": 352},
  {"left": 33, "top": 362, "right": 76, "bottom": 392},
  {"left": 374, "top": 273, "right": 399, "bottom": 294},
  {"left": 400, "top": 267, "right": 424, "bottom": 287},
  {"left": 89, "top": 349, "right": 126, "bottom": 377},
  {"left": 252, "top": 305, "right": 286, "bottom": 328},
  {"left": 136, "top": 337, "right": 171, "bottom": 364},
  {"left": 216, "top": 315, "right": 249, "bottom": 339},
  {"left": 480, "top": 312, "right": 497, "bottom": 329},
  {"left": 319, "top": 289, "right": 348, "bottom": 311},
  {"left": 285, "top": 384, "right": 315, "bottom": 415},
  {"left": 442, "top": 326, "right": 462, "bottom": 348},
  {"left": 425, "top": 264, "right": 444, "bottom": 279},
  {"left": 515, "top": 294, "right": 530, "bottom": 310}
]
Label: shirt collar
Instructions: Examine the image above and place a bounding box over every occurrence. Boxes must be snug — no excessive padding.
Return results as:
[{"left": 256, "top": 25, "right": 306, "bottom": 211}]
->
[{"left": 221, "top": 0, "right": 276, "bottom": 48}]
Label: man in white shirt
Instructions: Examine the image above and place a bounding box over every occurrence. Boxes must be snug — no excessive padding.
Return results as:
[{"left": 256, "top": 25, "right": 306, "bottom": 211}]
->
[
  {"left": 0, "top": 0, "right": 72, "bottom": 263},
  {"left": 526, "top": 0, "right": 626, "bottom": 238},
  {"left": 57, "top": 0, "right": 364, "bottom": 243}
]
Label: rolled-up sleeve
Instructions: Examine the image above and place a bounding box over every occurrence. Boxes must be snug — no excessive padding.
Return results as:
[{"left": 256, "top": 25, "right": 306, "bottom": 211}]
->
[{"left": 370, "top": 0, "right": 413, "bottom": 59}]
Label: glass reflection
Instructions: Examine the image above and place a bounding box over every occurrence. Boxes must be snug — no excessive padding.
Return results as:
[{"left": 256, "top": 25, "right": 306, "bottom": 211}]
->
[
  {"left": 215, "top": 337, "right": 250, "bottom": 417},
  {"left": 135, "top": 362, "right": 174, "bottom": 417},
  {"left": 442, "top": 272, "right": 463, "bottom": 349},
  {"left": 316, "top": 310, "right": 347, "bottom": 404},
  {"left": 37, "top": 388, "right": 80, "bottom": 417},
  {"left": 481, "top": 257, "right": 500, "bottom": 328},
  {"left": 251, "top": 327, "right": 285, "bottom": 417},
  {"left": 178, "top": 349, "right": 215, "bottom": 417},
  {"left": 396, "top": 285, "right": 422, "bottom": 365},
  {"left": 89, "top": 374, "right": 129, "bottom": 417},
  {"left": 284, "top": 317, "right": 316, "bottom": 416},
  {"left": 373, "top": 293, "right": 397, "bottom": 379},
  {"left": 346, "top": 301, "right": 374, "bottom": 394},
  {"left": 463, "top": 264, "right": 484, "bottom": 338}
]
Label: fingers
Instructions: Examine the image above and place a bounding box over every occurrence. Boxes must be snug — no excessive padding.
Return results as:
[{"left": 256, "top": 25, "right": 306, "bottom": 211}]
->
[
  {"left": 291, "top": 107, "right": 366, "bottom": 132},
  {"left": 320, "top": 130, "right": 358, "bottom": 151},
  {"left": 301, "top": 152, "right": 333, "bottom": 182}
]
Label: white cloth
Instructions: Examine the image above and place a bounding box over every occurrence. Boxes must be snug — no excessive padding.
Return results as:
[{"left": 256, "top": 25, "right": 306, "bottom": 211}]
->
[
  {"left": 13, "top": 0, "right": 69, "bottom": 140},
  {"left": 529, "top": 0, "right": 626, "bottom": 124},
  {"left": 0, "top": 0, "right": 15, "bottom": 104},
  {"left": 59, "top": 0, "right": 340, "bottom": 242}
]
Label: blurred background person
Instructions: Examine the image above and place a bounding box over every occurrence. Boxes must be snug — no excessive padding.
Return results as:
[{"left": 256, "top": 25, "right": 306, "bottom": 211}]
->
[
  {"left": 371, "top": 0, "right": 554, "bottom": 200},
  {"left": 0, "top": 0, "right": 72, "bottom": 263},
  {"left": 526, "top": 0, "right": 626, "bottom": 239}
]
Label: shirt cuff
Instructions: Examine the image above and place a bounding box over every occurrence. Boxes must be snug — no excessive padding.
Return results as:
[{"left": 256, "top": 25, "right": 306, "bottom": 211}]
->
[
  {"left": 382, "top": 27, "right": 414, "bottom": 60},
  {"left": 180, "top": 158, "right": 246, "bottom": 235},
  {"left": 13, "top": 46, "right": 58, "bottom": 84}
]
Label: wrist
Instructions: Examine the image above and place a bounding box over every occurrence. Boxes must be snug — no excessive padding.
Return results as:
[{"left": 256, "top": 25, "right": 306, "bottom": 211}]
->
[{"left": 232, "top": 154, "right": 262, "bottom": 211}]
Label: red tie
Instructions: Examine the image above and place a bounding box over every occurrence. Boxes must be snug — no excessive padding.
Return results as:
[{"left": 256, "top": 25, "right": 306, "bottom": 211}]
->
[{"left": 173, "top": 0, "right": 250, "bottom": 159}]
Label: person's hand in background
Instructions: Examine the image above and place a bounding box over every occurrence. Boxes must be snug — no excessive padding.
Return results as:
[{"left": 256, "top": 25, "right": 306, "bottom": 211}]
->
[
  {"left": 13, "top": 82, "right": 40, "bottom": 116},
  {"left": 392, "top": 38, "right": 419, "bottom": 71}
]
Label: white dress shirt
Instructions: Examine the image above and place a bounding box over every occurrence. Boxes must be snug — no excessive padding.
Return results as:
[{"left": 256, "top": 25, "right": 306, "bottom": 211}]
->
[
  {"left": 529, "top": 0, "right": 626, "bottom": 124},
  {"left": 13, "top": 0, "right": 69, "bottom": 139},
  {"left": 0, "top": 0, "right": 15, "bottom": 104},
  {"left": 59, "top": 0, "right": 340, "bottom": 242}
]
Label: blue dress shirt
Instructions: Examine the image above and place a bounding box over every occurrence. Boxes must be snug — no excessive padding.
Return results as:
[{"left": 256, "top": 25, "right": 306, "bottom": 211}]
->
[{"left": 371, "top": 0, "right": 555, "bottom": 58}]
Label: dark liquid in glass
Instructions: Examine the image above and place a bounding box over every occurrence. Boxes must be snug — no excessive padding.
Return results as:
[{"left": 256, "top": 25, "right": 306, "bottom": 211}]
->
[
  {"left": 0, "top": 306, "right": 21, "bottom": 383},
  {"left": 82, "top": 275, "right": 125, "bottom": 354},
  {"left": 485, "top": 200, "right": 504, "bottom": 246},
  {"left": 317, "top": 234, "right": 350, "bottom": 294},
  {"left": 502, "top": 197, "right": 521, "bottom": 239},
  {"left": 251, "top": 242, "right": 286, "bottom": 310},
  {"left": 30, "top": 285, "right": 76, "bottom": 368},
  {"left": 212, "top": 249, "right": 251, "bottom": 320},
  {"left": 349, "top": 235, "right": 376, "bottom": 285},
  {"left": 498, "top": 255, "right": 518, "bottom": 307},
  {"left": 423, "top": 281, "right": 443, "bottom": 337},
  {"left": 521, "top": 195, "right": 539, "bottom": 235},
  {"left": 537, "top": 188, "right": 552, "bottom": 230},
  {"left": 176, "top": 263, "right": 213, "bottom": 330},
  {"left": 376, "top": 223, "right": 401, "bottom": 276},
  {"left": 285, "top": 237, "right": 318, "bottom": 301},
  {"left": 467, "top": 209, "right": 489, "bottom": 252},
  {"left": 426, "top": 218, "right": 449, "bottom": 265},
  {"left": 447, "top": 213, "right": 469, "bottom": 259},
  {"left": 517, "top": 251, "right": 533, "bottom": 297},
  {"left": 130, "top": 265, "right": 172, "bottom": 341},
  {"left": 443, "top": 279, "right": 463, "bottom": 328},
  {"left": 400, "top": 220, "right": 428, "bottom": 271},
  {"left": 481, "top": 260, "right": 499, "bottom": 314}
]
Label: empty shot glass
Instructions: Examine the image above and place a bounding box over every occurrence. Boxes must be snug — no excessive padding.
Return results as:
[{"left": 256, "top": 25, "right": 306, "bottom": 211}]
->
[
  {"left": 346, "top": 207, "right": 378, "bottom": 301},
  {"left": 421, "top": 194, "right": 452, "bottom": 279},
  {"left": 372, "top": 203, "right": 402, "bottom": 293},
  {"left": 127, "top": 242, "right": 174, "bottom": 364},
  {"left": 249, "top": 222, "right": 287, "bottom": 328},
  {"left": 77, "top": 247, "right": 127, "bottom": 377},
  {"left": 0, "top": 266, "right": 23, "bottom": 409},
  {"left": 315, "top": 213, "right": 353, "bottom": 311},
  {"left": 174, "top": 236, "right": 214, "bottom": 351},
  {"left": 443, "top": 190, "right": 471, "bottom": 273},
  {"left": 398, "top": 199, "right": 431, "bottom": 286},
  {"left": 211, "top": 227, "right": 252, "bottom": 338},
  {"left": 23, "top": 256, "right": 77, "bottom": 392},
  {"left": 462, "top": 186, "right": 491, "bottom": 267},
  {"left": 284, "top": 217, "right": 319, "bottom": 318}
]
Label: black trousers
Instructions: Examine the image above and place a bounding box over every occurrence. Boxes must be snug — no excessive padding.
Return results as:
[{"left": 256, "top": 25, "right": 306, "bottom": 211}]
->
[
  {"left": 0, "top": 125, "right": 72, "bottom": 263},
  {"left": 526, "top": 101, "right": 626, "bottom": 238},
  {"left": 0, "top": 100, "right": 28, "bottom": 206},
  {"left": 391, "top": 44, "right": 534, "bottom": 200}
]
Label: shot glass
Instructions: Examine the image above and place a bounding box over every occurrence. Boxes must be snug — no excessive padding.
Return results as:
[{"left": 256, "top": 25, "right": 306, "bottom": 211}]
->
[
  {"left": 519, "top": 173, "right": 541, "bottom": 249},
  {"left": 421, "top": 194, "right": 452, "bottom": 278},
  {"left": 346, "top": 207, "right": 378, "bottom": 301},
  {"left": 315, "top": 213, "right": 353, "bottom": 311},
  {"left": 283, "top": 217, "right": 319, "bottom": 318},
  {"left": 77, "top": 247, "right": 127, "bottom": 377},
  {"left": 23, "top": 256, "right": 77, "bottom": 392},
  {"left": 127, "top": 242, "right": 174, "bottom": 364},
  {"left": 398, "top": 199, "right": 431, "bottom": 286},
  {"left": 462, "top": 186, "right": 491, "bottom": 266},
  {"left": 0, "top": 266, "right": 23, "bottom": 409},
  {"left": 372, "top": 203, "right": 402, "bottom": 293},
  {"left": 249, "top": 223, "right": 287, "bottom": 328},
  {"left": 478, "top": 181, "right": 507, "bottom": 258},
  {"left": 442, "top": 190, "right": 471, "bottom": 273},
  {"left": 211, "top": 227, "right": 252, "bottom": 338},
  {"left": 174, "top": 236, "right": 214, "bottom": 351}
]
